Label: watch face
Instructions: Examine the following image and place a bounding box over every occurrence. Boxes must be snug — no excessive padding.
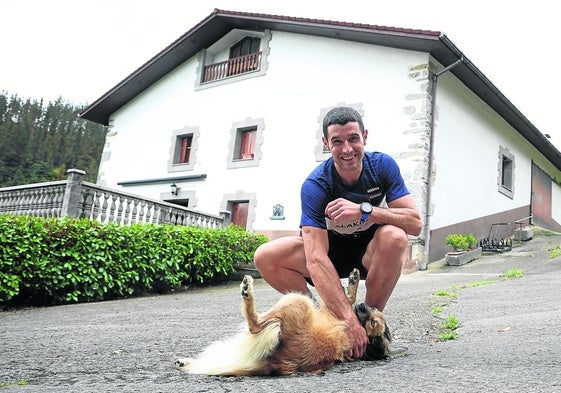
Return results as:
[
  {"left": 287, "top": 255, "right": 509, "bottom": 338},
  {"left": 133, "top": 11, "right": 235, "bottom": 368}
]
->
[{"left": 360, "top": 202, "right": 373, "bottom": 214}]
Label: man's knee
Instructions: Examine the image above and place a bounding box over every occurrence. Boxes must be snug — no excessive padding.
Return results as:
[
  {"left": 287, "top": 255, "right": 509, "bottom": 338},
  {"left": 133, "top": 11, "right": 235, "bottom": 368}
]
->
[
  {"left": 376, "top": 225, "right": 408, "bottom": 253},
  {"left": 253, "top": 243, "right": 270, "bottom": 271},
  {"left": 253, "top": 236, "right": 302, "bottom": 272}
]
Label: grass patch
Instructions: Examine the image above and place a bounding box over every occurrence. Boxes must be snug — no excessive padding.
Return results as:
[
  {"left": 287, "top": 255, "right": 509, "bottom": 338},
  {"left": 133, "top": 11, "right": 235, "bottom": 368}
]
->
[
  {"left": 502, "top": 268, "right": 523, "bottom": 280},
  {"left": 439, "top": 315, "right": 460, "bottom": 341},
  {"left": 441, "top": 315, "right": 460, "bottom": 330},
  {"left": 434, "top": 289, "right": 458, "bottom": 299},
  {"left": 548, "top": 245, "right": 561, "bottom": 259},
  {"left": 0, "top": 380, "right": 28, "bottom": 387},
  {"left": 439, "top": 330, "right": 459, "bottom": 341},
  {"left": 432, "top": 306, "right": 443, "bottom": 314},
  {"left": 463, "top": 280, "right": 495, "bottom": 288}
]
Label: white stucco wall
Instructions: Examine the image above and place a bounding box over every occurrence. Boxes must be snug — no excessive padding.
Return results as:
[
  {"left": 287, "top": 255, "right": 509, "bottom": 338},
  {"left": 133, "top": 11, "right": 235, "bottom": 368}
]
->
[
  {"left": 430, "top": 69, "right": 561, "bottom": 230},
  {"left": 97, "top": 30, "right": 429, "bottom": 233}
]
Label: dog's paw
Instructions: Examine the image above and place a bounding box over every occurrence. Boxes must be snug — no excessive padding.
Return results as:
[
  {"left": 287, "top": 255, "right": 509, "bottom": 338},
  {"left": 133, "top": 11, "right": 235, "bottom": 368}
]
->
[
  {"left": 241, "top": 275, "right": 254, "bottom": 298},
  {"left": 346, "top": 268, "right": 360, "bottom": 304},
  {"left": 348, "top": 268, "right": 360, "bottom": 286}
]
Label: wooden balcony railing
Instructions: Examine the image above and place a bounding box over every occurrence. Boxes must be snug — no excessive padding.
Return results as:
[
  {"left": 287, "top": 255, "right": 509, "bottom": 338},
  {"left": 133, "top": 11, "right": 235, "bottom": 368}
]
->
[
  {"left": 202, "top": 52, "right": 262, "bottom": 83},
  {"left": 0, "top": 169, "right": 229, "bottom": 229}
]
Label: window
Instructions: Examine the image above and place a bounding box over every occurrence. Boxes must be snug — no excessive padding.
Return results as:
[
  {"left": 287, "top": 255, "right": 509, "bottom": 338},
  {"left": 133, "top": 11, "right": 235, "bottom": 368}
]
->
[
  {"left": 163, "top": 190, "right": 197, "bottom": 209},
  {"left": 498, "top": 146, "right": 515, "bottom": 198},
  {"left": 227, "top": 118, "right": 264, "bottom": 169},
  {"left": 229, "top": 37, "right": 260, "bottom": 58},
  {"left": 195, "top": 30, "right": 271, "bottom": 90},
  {"left": 224, "top": 37, "right": 261, "bottom": 78},
  {"left": 239, "top": 128, "right": 256, "bottom": 160},
  {"left": 179, "top": 135, "right": 192, "bottom": 164},
  {"left": 168, "top": 126, "right": 200, "bottom": 173},
  {"left": 502, "top": 156, "right": 513, "bottom": 190},
  {"left": 203, "top": 36, "right": 262, "bottom": 82}
]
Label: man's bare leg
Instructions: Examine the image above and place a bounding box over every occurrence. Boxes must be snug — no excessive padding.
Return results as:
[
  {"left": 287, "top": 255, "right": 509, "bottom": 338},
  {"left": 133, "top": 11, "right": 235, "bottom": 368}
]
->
[
  {"left": 253, "top": 236, "right": 311, "bottom": 295},
  {"left": 362, "top": 225, "right": 408, "bottom": 311}
]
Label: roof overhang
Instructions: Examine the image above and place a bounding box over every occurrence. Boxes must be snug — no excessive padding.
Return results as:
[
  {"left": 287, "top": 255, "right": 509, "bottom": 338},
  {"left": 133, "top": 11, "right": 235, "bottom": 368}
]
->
[{"left": 79, "top": 9, "right": 561, "bottom": 171}]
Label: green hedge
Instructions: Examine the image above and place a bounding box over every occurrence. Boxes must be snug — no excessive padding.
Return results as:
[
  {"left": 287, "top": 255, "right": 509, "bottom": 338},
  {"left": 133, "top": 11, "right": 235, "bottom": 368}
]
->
[{"left": 0, "top": 215, "right": 268, "bottom": 307}]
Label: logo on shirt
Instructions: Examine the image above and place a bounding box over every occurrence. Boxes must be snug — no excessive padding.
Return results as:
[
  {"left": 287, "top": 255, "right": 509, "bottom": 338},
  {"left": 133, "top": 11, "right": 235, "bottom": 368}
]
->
[
  {"left": 367, "top": 186, "right": 383, "bottom": 200},
  {"left": 325, "top": 217, "right": 375, "bottom": 235}
]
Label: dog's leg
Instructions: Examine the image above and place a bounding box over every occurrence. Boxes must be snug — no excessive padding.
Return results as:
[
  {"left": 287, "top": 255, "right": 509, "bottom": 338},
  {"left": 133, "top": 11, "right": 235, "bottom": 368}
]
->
[
  {"left": 241, "top": 275, "right": 262, "bottom": 333},
  {"left": 346, "top": 268, "right": 360, "bottom": 305}
]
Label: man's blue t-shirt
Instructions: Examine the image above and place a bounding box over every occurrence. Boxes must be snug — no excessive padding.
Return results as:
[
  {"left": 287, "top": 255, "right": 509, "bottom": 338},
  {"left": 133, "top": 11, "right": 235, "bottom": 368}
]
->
[{"left": 300, "top": 152, "right": 410, "bottom": 235}]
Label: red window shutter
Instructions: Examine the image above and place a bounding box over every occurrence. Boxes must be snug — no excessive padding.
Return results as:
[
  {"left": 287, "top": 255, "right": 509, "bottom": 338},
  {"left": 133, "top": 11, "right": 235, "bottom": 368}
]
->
[
  {"left": 180, "top": 136, "right": 192, "bottom": 163},
  {"left": 240, "top": 129, "right": 256, "bottom": 159}
]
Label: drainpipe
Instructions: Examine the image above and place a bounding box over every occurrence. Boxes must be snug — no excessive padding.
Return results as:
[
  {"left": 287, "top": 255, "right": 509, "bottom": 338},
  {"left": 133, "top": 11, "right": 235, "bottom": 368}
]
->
[{"left": 420, "top": 56, "right": 463, "bottom": 270}]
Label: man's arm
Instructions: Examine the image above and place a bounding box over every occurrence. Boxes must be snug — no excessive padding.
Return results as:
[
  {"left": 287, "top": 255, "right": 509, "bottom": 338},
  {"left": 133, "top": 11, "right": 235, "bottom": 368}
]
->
[
  {"left": 301, "top": 225, "right": 368, "bottom": 359},
  {"left": 372, "top": 194, "right": 422, "bottom": 236},
  {"left": 325, "top": 194, "right": 422, "bottom": 236}
]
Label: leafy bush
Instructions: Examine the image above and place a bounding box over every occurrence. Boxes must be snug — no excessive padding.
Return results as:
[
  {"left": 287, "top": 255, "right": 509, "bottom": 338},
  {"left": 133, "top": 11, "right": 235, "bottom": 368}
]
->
[
  {"left": 445, "top": 233, "right": 477, "bottom": 251},
  {"left": 0, "top": 215, "right": 268, "bottom": 306}
]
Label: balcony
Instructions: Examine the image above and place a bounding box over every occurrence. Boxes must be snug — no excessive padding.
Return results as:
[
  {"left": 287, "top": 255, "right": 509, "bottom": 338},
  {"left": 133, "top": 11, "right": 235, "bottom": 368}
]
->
[{"left": 202, "top": 52, "right": 262, "bottom": 83}]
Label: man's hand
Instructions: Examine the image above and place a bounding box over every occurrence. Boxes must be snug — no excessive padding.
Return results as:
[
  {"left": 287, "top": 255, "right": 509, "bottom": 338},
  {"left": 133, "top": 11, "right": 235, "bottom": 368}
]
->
[
  {"left": 345, "top": 316, "right": 368, "bottom": 360},
  {"left": 325, "top": 198, "right": 360, "bottom": 224}
]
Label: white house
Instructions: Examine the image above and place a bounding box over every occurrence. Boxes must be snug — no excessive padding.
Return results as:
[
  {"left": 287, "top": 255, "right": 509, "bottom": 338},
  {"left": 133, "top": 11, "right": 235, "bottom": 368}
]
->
[{"left": 79, "top": 9, "right": 561, "bottom": 269}]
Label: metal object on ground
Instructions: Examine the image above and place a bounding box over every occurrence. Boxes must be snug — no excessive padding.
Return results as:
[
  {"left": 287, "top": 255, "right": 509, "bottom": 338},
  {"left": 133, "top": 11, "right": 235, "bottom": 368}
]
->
[{"left": 479, "top": 222, "right": 513, "bottom": 252}]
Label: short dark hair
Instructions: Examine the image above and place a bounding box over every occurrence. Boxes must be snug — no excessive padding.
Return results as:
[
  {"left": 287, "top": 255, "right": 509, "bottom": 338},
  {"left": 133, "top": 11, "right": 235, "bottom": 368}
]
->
[{"left": 322, "top": 107, "right": 364, "bottom": 138}]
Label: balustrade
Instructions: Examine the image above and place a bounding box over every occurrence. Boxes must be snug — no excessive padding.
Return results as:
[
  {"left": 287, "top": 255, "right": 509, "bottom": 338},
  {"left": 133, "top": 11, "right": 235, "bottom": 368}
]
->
[
  {"left": 0, "top": 169, "right": 227, "bottom": 229},
  {"left": 202, "top": 52, "right": 262, "bottom": 83}
]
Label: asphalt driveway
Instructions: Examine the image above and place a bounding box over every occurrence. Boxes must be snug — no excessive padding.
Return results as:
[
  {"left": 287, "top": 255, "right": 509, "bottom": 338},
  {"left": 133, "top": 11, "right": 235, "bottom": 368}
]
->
[{"left": 1, "top": 231, "right": 560, "bottom": 392}]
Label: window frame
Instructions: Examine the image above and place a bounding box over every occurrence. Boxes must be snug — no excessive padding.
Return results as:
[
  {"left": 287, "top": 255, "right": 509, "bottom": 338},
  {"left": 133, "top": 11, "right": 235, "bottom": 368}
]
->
[
  {"left": 221, "top": 191, "right": 257, "bottom": 232},
  {"left": 168, "top": 126, "right": 200, "bottom": 173},
  {"left": 195, "top": 30, "right": 271, "bottom": 91},
  {"left": 498, "top": 146, "right": 515, "bottom": 199},
  {"left": 227, "top": 118, "right": 264, "bottom": 169}
]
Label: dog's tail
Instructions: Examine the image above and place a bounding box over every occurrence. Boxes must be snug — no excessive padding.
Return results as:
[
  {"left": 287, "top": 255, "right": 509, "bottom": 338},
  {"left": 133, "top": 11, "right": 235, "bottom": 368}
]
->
[{"left": 177, "top": 320, "right": 281, "bottom": 376}]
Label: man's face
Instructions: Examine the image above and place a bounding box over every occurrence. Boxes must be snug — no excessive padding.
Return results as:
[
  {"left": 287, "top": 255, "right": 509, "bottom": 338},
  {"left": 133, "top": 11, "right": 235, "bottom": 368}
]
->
[{"left": 322, "top": 121, "right": 367, "bottom": 174}]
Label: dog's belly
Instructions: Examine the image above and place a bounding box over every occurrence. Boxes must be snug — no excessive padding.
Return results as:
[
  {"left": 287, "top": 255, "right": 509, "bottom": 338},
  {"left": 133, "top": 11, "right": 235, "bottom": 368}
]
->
[{"left": 265, "top": 306, "right": 350, "bottom": 374}]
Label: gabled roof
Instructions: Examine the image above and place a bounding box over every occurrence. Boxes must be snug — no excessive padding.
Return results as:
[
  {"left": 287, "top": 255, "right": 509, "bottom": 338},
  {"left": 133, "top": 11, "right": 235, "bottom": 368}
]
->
[{"left": 78, "top": 9, "right": 561, "bottom": 171}]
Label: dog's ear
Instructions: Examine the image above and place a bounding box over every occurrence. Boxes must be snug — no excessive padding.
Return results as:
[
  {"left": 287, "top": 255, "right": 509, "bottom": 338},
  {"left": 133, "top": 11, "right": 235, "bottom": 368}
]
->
[{"left": 383, "top": 322, "right": 392, "bottom": 343}]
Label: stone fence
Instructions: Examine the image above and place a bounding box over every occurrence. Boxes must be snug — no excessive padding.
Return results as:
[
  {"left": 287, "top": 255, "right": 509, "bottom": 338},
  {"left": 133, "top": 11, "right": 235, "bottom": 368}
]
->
[{"left": 0, "top": 169, "right": 229, "bottom": 229}]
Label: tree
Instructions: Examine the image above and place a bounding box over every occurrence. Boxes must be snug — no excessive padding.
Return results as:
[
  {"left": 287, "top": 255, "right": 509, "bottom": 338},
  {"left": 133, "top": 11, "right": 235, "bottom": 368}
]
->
[{"left": 0, "top": 91, "right": 106, "bottom": 187}]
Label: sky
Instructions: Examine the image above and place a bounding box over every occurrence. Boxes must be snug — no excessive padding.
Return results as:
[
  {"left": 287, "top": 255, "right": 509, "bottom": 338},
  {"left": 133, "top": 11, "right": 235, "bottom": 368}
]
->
[{"left": 1, "top": 0, "right": 559, "bottom": 149}]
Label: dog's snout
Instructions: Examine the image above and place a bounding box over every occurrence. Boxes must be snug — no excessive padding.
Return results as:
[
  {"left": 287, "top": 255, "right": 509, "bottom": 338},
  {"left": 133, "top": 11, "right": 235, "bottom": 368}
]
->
[{"left": 356, "top": 302, "right": 368, "bottom": 313}]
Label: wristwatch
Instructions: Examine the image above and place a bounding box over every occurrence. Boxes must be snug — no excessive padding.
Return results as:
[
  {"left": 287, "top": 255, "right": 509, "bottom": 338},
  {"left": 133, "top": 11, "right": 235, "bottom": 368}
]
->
[{"left": 360, "top": 202, "right": 373, "bottom": 223}]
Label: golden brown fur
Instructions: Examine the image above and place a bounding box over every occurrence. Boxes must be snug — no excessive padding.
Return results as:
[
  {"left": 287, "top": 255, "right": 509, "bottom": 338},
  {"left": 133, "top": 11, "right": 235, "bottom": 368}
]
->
[{"left": 175, "top": 268, "right": 390, "bottom": 376}]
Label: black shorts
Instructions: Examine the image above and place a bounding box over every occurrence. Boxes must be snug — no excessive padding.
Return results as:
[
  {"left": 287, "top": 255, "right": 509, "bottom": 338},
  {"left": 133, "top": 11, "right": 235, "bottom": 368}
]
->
[{"left": 305, "top": 225, "right": 379, "bottom": 286}]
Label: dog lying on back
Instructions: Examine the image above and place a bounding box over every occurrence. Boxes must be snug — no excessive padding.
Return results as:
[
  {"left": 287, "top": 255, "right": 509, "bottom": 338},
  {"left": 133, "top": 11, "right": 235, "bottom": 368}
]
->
[{"left": 175, "top": 268, "right": 391, "bottom": 376}]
